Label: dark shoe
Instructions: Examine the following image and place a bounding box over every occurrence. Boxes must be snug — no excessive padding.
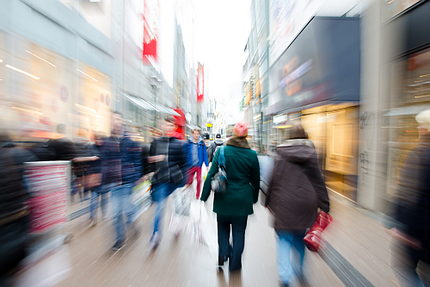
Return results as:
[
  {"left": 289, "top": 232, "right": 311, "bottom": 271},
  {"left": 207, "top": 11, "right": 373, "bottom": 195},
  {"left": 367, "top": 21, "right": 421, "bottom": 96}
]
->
[
  {"left": 112, "top": 239, "right": 125, "bottom": 251},
  {"left": 218, "top": 256, "right": 228, "bottom": 266},
  {"left": 280, "top": 283, "right": 290, "bottom": 287}
]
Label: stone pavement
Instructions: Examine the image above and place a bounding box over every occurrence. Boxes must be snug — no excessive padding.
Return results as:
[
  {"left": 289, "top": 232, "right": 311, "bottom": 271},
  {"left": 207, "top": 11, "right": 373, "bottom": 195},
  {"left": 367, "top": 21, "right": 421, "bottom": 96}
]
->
[
  {"left": 21, "top": 187, "right": 402, "bottom": 287},
  {"left": 321, "top": 192, "right": 397, "bottom": 287}
]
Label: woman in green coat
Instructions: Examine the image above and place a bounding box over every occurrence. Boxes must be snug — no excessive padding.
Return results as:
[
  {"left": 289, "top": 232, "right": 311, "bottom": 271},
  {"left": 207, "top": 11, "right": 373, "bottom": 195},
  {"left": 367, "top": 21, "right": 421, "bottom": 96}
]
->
[{"left": 200, "top": 121, "right": 260, "bottom": 272}]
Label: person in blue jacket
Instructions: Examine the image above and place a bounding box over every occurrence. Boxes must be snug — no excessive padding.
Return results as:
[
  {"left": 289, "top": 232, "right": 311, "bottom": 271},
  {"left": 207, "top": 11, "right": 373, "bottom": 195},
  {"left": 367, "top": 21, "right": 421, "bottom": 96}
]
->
[{"left": 186, "top": 129, "right": 208, "bottom": 199}]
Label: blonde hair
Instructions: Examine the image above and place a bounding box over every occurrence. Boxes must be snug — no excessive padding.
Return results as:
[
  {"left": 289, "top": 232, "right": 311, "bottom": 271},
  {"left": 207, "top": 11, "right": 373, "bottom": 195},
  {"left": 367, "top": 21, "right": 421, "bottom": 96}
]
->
[{"left": 416, "top": 109, "right": 430, "bottom": 131}]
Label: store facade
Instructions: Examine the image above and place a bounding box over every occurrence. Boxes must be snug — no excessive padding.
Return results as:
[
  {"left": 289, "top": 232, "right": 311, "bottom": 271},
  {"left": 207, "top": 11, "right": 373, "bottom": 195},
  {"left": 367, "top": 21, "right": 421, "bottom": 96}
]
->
[
  {"left": 265, "top": 17, "right": 361, "bottom": 201},
  {"left": 0, "top": 0, "right": 115, "bottom": 140},
  {"left": 360, "top": 0, "right": 430, "bottom": 212}
]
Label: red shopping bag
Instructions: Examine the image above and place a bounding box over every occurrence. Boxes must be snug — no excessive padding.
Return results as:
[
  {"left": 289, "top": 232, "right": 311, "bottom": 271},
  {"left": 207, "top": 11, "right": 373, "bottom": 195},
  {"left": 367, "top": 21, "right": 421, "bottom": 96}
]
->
[{"left": 303, "top": 211, "right": 333, "bottom": 252}]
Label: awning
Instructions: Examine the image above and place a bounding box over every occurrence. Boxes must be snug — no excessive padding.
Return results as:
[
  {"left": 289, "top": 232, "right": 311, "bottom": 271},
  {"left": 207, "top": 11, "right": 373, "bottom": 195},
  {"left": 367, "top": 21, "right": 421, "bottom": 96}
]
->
[
  {"left": 154, "top": 103, "right": 180, "bottom": 116},
  {"left": 123, "top": 93, "right": 157, "bottom": 111},
  {"left": 123, "top": 93, "right": 180, "bottom": 116},
  {"left": 268, "top": 17, "right": 360, "bottom": 114}
]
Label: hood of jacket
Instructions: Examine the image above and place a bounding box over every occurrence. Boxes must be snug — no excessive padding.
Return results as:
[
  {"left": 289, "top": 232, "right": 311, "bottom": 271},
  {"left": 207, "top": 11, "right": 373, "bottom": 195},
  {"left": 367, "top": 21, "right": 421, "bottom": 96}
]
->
[
  {"left": 276, "top": 139, "right": 316, "bottom": 163},
  {"left": 214, "top": 139, "right": 224, "bottom": 145},
  {"left": 188, "top": 136, "right": 203, "bottom": 145},
  {"left": 226, "top": 136, "right": 250, "bottom": 149}
]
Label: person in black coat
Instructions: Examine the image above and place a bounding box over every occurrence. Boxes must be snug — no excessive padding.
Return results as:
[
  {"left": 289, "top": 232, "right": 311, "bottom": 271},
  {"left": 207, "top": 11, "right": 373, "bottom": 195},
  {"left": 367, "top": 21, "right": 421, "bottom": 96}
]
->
[
  {"left": 388, "top": 109, "right": 430, "bottom": 286},
  {"left": 265, "top": 123, "right": 329, "bottom": 286},
  {"left": 145, "top": 116, "right": 189, "bottom": 250},
  {"left": 0, "top": 131, "right": 37, "bottom": 285},
  {"left": 88, "top": 132, "right": 107, "bottom": 225},
  {"left": 49, "top": 124, "right": 76, "bottom": 160}
]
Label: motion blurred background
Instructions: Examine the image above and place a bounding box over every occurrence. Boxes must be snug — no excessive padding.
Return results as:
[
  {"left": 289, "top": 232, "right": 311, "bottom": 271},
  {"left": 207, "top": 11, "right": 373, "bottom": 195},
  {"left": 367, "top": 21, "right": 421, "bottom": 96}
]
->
[{"left": 1, "top": 0, "right": 430, "bottom": 285}]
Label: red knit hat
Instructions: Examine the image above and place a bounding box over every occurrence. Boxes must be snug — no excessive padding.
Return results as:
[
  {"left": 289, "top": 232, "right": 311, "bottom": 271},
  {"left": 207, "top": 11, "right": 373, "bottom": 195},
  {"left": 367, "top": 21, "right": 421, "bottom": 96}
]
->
[{"left": 233, "top": 121, "right": 248, "bottom": 137}]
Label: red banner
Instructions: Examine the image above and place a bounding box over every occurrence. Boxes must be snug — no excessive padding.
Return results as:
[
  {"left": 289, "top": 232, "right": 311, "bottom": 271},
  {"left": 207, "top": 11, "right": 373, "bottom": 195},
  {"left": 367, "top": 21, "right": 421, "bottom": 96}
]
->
[
  {"left": 142, "top": 0, "right": 160, "bottom": 64},
  {"left": 197, "top": 63, "right": 204, "bottom": 103}
]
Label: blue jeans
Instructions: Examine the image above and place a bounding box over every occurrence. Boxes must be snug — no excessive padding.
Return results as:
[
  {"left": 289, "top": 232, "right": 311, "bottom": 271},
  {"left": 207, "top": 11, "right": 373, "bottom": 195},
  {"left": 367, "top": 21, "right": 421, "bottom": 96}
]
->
[
  {"left": 217, "top": 215, "right": 248, "bottom": 271},
  {"left": 111, "top": 183, "right": 135, "bottom": 242},
  {"left": 275, "top": 230, "right": 306, "bottom": 284},
  {"left": 152, "top": 182, "right": 178, "bottom": 235},
  {"left": 90, "top": 186, "right": 108, "bottom": 219}
]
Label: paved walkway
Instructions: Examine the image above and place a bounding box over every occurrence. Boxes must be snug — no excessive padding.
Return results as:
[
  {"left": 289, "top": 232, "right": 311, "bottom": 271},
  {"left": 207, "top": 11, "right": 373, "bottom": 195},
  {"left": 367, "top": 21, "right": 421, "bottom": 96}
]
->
[{"left": 16, "top": 186, "right": 402, "bottom": 287}]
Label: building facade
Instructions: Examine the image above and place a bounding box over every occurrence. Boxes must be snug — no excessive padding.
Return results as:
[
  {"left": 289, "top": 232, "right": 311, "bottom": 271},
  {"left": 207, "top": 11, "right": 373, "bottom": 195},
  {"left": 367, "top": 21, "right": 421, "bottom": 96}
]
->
[{"left": 243, "top": 0, "right": 430, "bottom": 212}]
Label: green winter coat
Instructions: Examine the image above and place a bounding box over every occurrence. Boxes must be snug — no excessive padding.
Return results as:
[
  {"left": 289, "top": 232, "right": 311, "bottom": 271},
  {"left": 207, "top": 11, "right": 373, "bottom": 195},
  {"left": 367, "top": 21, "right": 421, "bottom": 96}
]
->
[{"left": 201, "top": 136, "right": 260, "bottom": 216}]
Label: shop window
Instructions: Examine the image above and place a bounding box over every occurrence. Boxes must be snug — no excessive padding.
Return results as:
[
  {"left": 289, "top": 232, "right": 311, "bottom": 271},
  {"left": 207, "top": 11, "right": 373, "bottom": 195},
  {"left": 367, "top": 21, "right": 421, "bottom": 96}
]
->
[
  {"left": 332, "top": 124, "right": 353, "bottom": 158},
  {"left": 386, "top": 47, "right": 430, "bottom": 196}
]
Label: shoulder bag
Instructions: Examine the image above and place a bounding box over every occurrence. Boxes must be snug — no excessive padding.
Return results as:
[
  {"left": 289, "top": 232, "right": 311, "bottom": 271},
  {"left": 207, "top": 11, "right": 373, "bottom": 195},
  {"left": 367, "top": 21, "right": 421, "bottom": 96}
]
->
[{"left": 211, "top": 146, "right": 227, "bottom": 194}]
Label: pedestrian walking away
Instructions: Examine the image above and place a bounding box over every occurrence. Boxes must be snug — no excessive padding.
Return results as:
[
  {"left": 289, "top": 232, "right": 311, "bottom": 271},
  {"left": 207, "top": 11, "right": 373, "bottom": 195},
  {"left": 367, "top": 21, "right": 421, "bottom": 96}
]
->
[
  {"left": 146, "top": 116, "right": 189, "bottom": 250},
  {"left": 202, "top": 133, "right": 213, "bottom": 162},
  {"left": 209, "top": 133, "right": 224, "bottom": 163},
  {"left": 201, "top": 120, "right": 260, "bottom": 272},
  {"left": 187, "top": 128, "right": 208, "bottom": 199},
  {"left": 264, "top": 123, "right": 330, "bottom": 287}
]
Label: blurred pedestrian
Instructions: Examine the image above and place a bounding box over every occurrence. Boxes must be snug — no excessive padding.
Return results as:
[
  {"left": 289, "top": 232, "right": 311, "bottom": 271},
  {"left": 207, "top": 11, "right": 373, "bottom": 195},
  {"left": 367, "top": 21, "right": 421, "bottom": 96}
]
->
[
  {"left": 202, "top": 133, "right": 212, "bottom": 161},
  {"left": 201, "top": 121, "right": 260, "bottom": 272},
  {"left": 152, "top": 128, "right": 163, "bottom": 141},
  {"left": 187, "top": 129, "right": 208, "bottom": 199},
  {"left": 0, "top": 130, "right": 37, "bottom": 285},
  {"left": 264, "top": 123, "right": 329, "bottom": 287},
  {"left": 72, "top": 129, "right": 92, "bottom": 201},
  {"left": 101, "top": 113, "right": 123, "bottom": 250},
  {"left": 388, "top": 109, "right": 430, "bottom": 287},
  {"left": 209, "top": 133, "right": 224, "bottom": 163},
  {"left": 103, "top": 113, "right": 145, "bottom": 251},
  {"left": 146, "top": 116, "right": 188, "bottom": 250},
  {"left": 88, "top": 131, "right": 107, "bottom": 226},
  {"left": 49, "top": 124, "right": 76, "bottom": 160}
]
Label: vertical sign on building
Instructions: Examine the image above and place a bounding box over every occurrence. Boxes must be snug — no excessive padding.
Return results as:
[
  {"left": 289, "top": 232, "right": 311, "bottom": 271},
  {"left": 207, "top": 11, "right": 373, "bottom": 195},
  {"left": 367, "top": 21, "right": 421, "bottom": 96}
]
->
[
  {"left": 143, "top": 0, "right": 160, "bottom": 64},
  {"left": 197, "top": 62, "right": 204, "bottom": 103}
]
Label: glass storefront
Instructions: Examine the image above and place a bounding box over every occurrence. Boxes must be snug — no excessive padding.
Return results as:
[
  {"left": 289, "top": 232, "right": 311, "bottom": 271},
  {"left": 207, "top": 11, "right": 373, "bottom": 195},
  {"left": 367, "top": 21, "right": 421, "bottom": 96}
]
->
[
  {"left": 385, "top": 47, "right": 430, "bottom": 197},
  {"left": 0, "top": 36, "right": 112, "bottom": 141},
  {"left": 76, "top": 64, "right": 112, "bottom": 139},
  {"left": 269, "top": 103, "right": 359, "bottom": 201}
]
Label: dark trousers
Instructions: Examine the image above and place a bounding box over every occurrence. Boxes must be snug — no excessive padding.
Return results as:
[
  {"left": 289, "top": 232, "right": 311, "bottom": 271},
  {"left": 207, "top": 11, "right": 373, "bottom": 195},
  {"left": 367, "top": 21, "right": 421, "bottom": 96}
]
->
[
  {"left": 217, "top": 214, "right": 248, "bottom": 271},
  {"left": 0, "top": 215, "right": 30, "bottom": 286}
]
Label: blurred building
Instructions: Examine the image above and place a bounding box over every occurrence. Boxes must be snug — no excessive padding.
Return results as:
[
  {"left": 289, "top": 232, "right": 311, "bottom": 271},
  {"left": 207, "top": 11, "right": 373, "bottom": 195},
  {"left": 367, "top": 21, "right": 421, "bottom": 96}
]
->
[
  {"left": 243, "top": 0, "right": 430, "bottom": 213},
  {"left": 359, "top": 0, "right": 430, "bottom": 212},
  {"left": 244, "top": 0, "right": 361, "bottom": 199},
  {"left": 0, "top": 0, "right": 204, "bottom": 143}
]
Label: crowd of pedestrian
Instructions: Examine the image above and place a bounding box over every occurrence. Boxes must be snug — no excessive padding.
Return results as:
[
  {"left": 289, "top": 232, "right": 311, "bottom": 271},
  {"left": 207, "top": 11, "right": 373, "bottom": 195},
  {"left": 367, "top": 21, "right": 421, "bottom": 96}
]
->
[{"left": 3, "top": 108, "right": 430, "bottom": 287}]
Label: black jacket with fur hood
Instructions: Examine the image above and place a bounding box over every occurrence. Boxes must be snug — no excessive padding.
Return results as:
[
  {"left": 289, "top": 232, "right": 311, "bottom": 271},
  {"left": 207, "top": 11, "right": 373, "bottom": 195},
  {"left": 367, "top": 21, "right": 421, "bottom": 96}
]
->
[{"left": 265, "top": 139, "right": 329, "bottom": 231}]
